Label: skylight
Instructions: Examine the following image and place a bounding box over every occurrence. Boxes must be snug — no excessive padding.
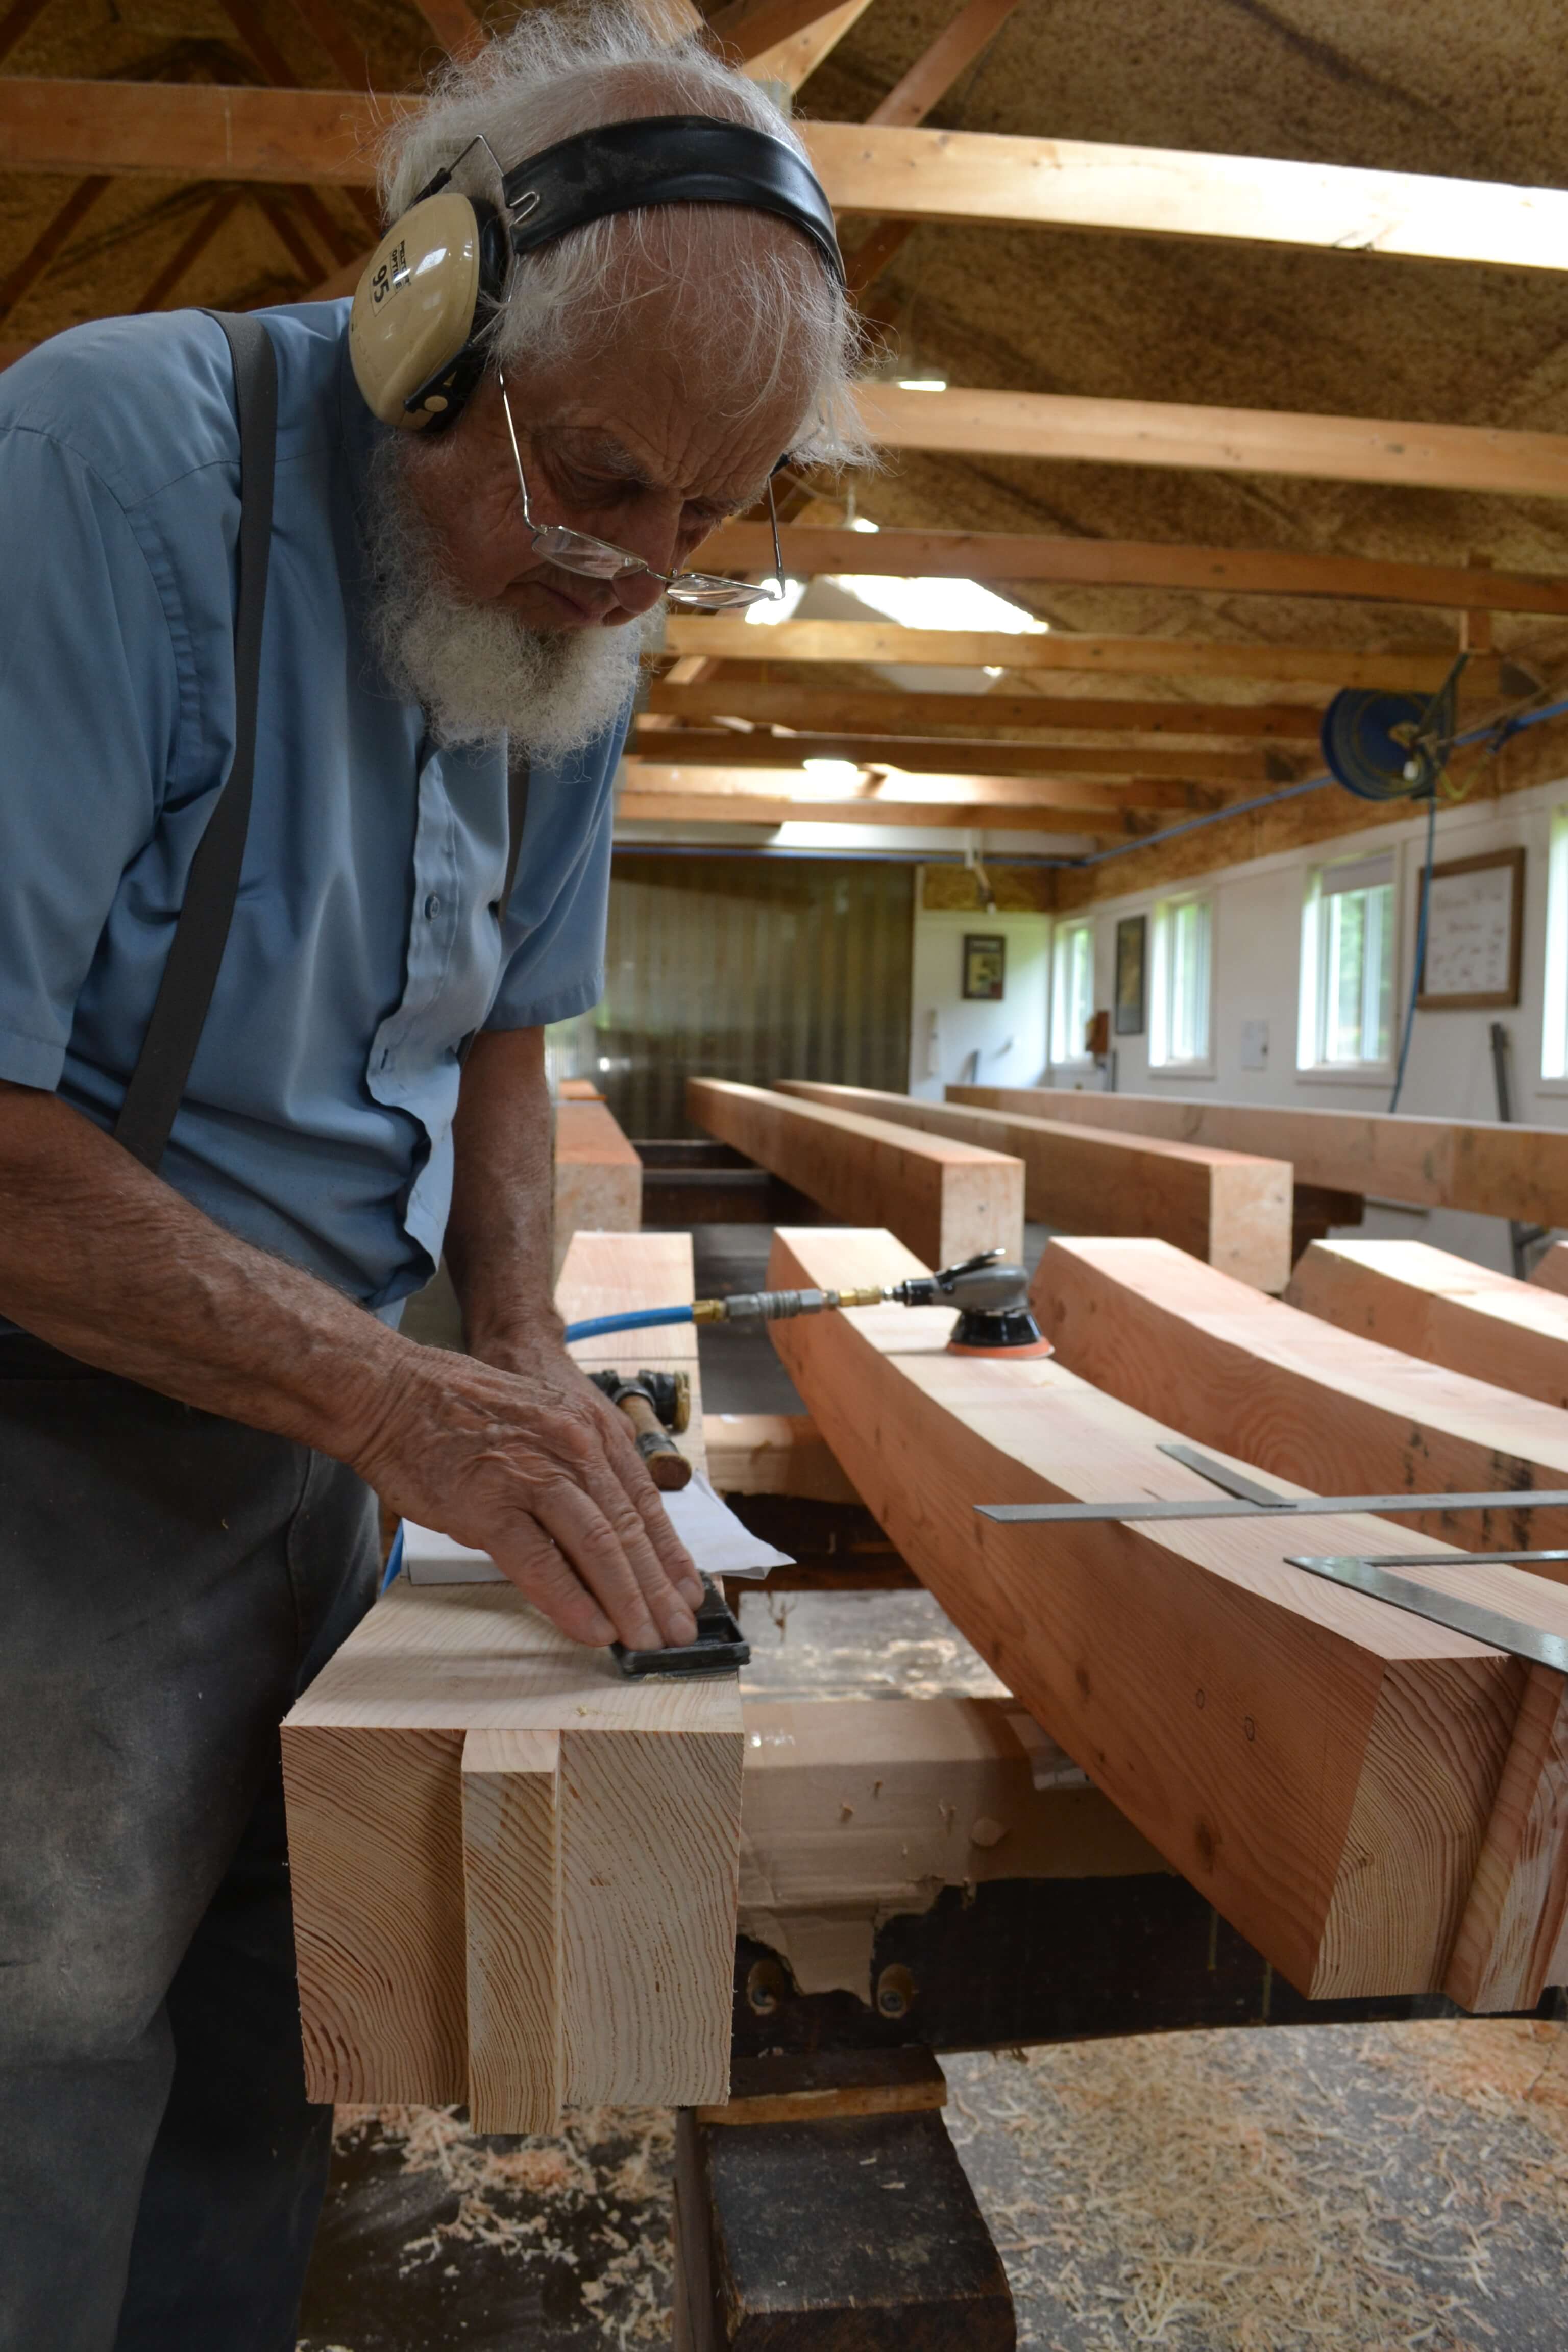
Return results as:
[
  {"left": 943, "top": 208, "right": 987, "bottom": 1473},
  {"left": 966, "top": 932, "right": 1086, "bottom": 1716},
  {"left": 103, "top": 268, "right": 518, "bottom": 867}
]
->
[{"left": 828, "top": 573, "right": 1050, "bottom": 634}]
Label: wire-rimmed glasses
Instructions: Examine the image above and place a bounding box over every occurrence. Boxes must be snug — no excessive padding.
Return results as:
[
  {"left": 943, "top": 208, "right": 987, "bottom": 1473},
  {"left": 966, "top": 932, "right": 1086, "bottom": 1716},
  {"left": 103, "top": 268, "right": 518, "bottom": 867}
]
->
[{"left": 496, "top": 366, "right": 785, "bottom": 611}]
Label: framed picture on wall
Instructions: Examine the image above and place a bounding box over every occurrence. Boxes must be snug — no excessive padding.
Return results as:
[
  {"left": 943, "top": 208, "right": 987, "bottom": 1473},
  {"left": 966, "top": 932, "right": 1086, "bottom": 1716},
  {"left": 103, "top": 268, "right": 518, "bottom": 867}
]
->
[
  {"left": 1114, "top": 914, "right": 1146, "bottom": 1036},
  {"left": 962, "top": 933, "right": 1007, "bottom": 1001},
  {"left": 1416, "top": 847, "right": 1525, "bottom": 1010}
]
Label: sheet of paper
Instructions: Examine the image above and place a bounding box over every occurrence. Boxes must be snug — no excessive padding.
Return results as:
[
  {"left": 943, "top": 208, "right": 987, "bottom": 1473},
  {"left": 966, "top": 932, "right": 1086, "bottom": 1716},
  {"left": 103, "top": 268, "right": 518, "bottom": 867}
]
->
[{"left": 401, "top": 1471, "right": 792, "bottom": 1586}]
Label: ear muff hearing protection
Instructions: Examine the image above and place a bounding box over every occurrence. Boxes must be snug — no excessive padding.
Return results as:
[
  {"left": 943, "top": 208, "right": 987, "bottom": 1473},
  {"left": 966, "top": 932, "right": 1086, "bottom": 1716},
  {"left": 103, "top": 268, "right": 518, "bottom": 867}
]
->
[{"left": 350, "top": 114, "right": 846, "bottom": 434}]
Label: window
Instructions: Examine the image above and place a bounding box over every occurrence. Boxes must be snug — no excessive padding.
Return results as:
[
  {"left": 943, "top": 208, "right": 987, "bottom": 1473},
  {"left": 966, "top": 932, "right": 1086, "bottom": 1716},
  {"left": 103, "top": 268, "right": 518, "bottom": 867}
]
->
[
  {"left": 1049, "top": 919, "right": 1095, "bottom": 1066},
  {"left": 1544, "top": 811, "right": 1568, "bottom": 1080},
  {"left": 1149, "top": 895, "right": 1213, "bottom": 1070},
  {"left": 1298, "top": 854, "right": 1395, "bottom": 1070}
]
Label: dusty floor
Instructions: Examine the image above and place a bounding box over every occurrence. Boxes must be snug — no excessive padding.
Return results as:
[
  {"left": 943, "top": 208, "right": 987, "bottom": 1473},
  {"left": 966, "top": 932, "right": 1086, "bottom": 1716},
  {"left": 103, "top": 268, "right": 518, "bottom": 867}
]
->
[{"left": 297, "top": 2017, "right": 1568, "bottom": 2351}]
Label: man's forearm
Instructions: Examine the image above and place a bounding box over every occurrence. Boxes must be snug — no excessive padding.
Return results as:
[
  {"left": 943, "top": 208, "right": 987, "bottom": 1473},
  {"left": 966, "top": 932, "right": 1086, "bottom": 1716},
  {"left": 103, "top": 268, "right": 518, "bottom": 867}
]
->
[
  {"left": 443, "top": 1025, "right": 559, "bottom": 1358},
  {"left": 0, "top": 1080, "right": 406, "bottom": 1463}
]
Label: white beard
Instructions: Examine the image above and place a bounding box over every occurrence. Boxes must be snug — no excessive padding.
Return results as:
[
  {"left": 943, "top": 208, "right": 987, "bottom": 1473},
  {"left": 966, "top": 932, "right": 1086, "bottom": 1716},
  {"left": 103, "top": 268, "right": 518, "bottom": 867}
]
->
[{"left": 365, "top": 440, "right": 647, "bottom": 760}]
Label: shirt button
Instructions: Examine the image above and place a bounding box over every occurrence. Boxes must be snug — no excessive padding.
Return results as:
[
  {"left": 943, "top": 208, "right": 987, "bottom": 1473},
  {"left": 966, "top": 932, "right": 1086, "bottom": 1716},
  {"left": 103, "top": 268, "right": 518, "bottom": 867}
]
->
[{"left": 423, "top": 892, "right": 441, "bottom": 920}]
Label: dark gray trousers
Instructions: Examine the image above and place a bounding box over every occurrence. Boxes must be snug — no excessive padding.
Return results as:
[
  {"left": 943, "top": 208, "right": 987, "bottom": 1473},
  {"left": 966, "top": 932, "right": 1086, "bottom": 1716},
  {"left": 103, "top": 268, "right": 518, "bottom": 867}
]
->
[{"left": 0, "top": 1338, "right": 380, "bottom": 2351}]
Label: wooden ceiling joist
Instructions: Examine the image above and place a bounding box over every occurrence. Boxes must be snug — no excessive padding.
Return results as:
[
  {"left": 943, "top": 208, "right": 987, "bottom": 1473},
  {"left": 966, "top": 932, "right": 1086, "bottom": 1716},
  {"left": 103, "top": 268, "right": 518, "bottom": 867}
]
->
[
  {"left": 644, "top": 681, "right": 1329, "bottom": 739},
  {"left": 622, "top": 759, "right": 1227, "bottom": 808},
  {"left": 704, "top": 525, "right": 1568, "bottom": 617},
  {"left": 617, "top": 791, "right": 1162, "bottom": 834},
  {"left": 856, "top": 383, "right": 1568, "bottom": 500},
  {"left": 662, "top": 617, "right": 1504, "bottom": 691},
  {"left": 9, "top": 81, "right": 1568, "bottom": 282},
  {"left": 740, "top": 0, "right": 877, "bottom": 92},
  {"left": 627, "top": 725, "right": 1292, "bottom": 785},
  {"left": 0, "top": 173, "right": 109, "bottom": 323}
]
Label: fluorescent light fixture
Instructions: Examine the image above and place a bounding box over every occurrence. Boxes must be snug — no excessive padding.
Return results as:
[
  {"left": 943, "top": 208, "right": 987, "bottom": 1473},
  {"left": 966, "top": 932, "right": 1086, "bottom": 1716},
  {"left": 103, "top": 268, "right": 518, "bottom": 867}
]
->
[
  {"left": 743, "top": 576, "right": 808, "bottom": 626},
  {"left": 983, "top": 665, "right": 1004, "bottom": 678},
  {"left": 597, "top": 1056, "right": 611, "bottom": 1073},
  {"left": 848, "top": 516, "right": 880, "bottom": 533},
  {"left": 896, "top": 377, "right": 947, "bottom": 392},
  {"left": 801, "top": 757, "right": 863, "bottom": 790}
]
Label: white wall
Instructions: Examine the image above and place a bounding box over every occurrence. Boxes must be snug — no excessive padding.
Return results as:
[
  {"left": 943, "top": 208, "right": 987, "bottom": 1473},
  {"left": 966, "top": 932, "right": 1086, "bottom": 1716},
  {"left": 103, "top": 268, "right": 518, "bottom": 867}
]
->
[
  {"left": 907, "top": 904, "right": 1051, "bottom": 1100},
  {"left": 1039, "top": 773, "right": 1568, "bottom": 1270}
]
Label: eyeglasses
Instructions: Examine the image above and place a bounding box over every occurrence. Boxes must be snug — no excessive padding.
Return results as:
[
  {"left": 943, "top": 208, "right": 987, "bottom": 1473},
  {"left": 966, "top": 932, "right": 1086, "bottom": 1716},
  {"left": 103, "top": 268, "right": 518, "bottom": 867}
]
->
[{"left": 496, "top": 367, "right": 785, "bottom": 611}]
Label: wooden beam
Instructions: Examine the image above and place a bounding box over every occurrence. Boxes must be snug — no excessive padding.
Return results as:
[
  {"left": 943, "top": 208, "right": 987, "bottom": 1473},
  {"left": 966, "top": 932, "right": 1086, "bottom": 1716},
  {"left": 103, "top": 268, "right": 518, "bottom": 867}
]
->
[
  {"left": 284, "top": 0, "right": 366, "bottom": 88},
  {"left": 280, "top": 1229, "right": 743, "bottom": 2122},
  {"left": 846, "top": 0, "right": 1024, "bottom": 295},
  {"left": 737, "top": 1694, "right": 1162, "bottom": 1999},
  {"left": 953, "top": 1084, "right": 1568, "bottom": 1228},
  {"left": 705, "top": 1413, "right": 860, "bottom": 1504},
  {"left": 1031, "top": 1232, "right": 1568, "bottom": 2011},
  {"left": 688, "top": 1079, "right": 1024, "bottom": 1266},
  {"left": 705, "top": 0, "right": 863, "bottom": 64},
  {"left": 1286, "top": 1238, "right": 1568, "bottom": 1410},
  {"left": 663, "top": 619, "right": 1505, "bottom": 690},
  {"left": 702, "top": 524, "right": 1568, "bottom": 619},
  {"left": 1534, "top": 1244, "right": 1568, "bottom": 1298},
  {"left": 800, "top": 118, "right": 1568, "bottom": 276},
  {"left": 854, "top": 382, "right": 1568, "bottom": 500},
  {"left": 1033, "top": 1233, "right": 1568, "bottom": 1579},
  {"left": 741, "top": 0, "right": 876, "bottom": 93},
  {"left": 776, "top": 1082, "right": 1293, "bottom": 1289},
  {"left": 629, "top": 726, "right": 1293, "bottom": 786},
  {"left": 645, "top": 681, "right": 1329, "bottom": 741},
  {"left": 411, "top": 0, "right": 484, "bottom": 60},
  {"left": 11, "top": 84, "right": 1568, "bottom": 288},
  {"left": 0, "top": 173, "right": 109, "bottom": 324},
  {"left": 763, "top": 1223, "right": 1538, "bottom": 2000},
  {"left": 0, "top": 0, "right": 48, "bottom": 69},
  {"left": 553, "top": 1095, "right": 642, "bottom": 1279},
  {"left": 619, "top": 788, "right": 1148, "bottom": 834}
]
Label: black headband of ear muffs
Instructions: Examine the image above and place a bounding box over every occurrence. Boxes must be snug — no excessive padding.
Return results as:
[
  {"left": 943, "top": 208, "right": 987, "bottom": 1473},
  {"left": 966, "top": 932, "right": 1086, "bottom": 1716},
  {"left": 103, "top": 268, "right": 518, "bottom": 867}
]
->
[{"left": 496, "top": 115, "right": 846, "bottom": 287}]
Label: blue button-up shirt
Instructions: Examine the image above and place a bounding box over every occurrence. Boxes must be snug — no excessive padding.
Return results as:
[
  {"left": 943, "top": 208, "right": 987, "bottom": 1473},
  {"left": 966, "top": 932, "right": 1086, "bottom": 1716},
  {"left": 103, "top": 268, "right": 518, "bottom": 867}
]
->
[{"left": 0, "top": 300, "right": 622, "bottom": 1312}]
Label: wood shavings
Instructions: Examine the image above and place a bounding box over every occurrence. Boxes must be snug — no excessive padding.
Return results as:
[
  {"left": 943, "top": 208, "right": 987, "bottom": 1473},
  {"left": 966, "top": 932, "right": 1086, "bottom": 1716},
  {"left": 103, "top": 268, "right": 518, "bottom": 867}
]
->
[{"left": 945, "top": 2018, "right": 1567, "bottom": 2350}]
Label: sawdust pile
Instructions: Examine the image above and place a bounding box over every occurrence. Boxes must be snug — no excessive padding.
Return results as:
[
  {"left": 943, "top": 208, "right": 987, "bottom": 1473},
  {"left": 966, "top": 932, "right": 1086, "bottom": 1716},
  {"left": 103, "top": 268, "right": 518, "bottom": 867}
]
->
[
  {"left": 945, "top": 2017, "right": 1568, "bottom": 2351},
  {"left": 329, "top": 2102, "right": 676, "bottom": 2347}
]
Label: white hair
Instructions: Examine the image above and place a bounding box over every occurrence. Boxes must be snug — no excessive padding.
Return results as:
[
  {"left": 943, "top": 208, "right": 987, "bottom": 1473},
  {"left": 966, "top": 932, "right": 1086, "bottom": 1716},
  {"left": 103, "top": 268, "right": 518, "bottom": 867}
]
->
[{"left": 377, "top": 1, "right": 870, "bottom": 465}]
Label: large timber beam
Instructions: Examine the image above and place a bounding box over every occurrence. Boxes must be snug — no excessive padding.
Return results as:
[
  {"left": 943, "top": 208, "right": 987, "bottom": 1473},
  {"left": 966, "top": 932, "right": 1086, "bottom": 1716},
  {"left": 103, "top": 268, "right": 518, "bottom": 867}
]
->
[
  {"left": 688, "top": 1079, "right": 1024, "bottom": 1265},
  {"left": 1033, "top": 1234, "right": 1568, "bottom": 1576},
  {"left": 763, "top": 1224, "right": 1567, "bottom": 2004},
  {"left": 953, "top": 1085, "right": 1568, "bottom": 1228},
  {"left": 775, "top": 1081, "right": 1293, "bottom": 1289},
  {"left": 553, "top": 1095, "right": 642, "bottom": 1277},
  {"left": 697, "top": 526, "right": 1568, "bottom": 619},
  {"left": 8, "top": 82, "right": 1568, "bottom": 278},
  {"left": 661, "top": 620, "right": 1505, "bottom": 692},
  {"left": 1287, "top": 1238, "right": 1568, "bottom": 1412},
  {"left": 281, "top": 1230, "right": 743, "bottom": 2128},
  {"left": 1032, "top": 1232, "right": 1568, "bottom": 2011}
]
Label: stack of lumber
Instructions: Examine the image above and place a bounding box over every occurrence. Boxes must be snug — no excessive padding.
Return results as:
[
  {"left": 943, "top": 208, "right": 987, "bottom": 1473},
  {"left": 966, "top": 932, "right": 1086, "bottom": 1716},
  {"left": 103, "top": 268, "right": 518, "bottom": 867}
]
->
[
  {"left": 951, "top": 1083, "right": 1568, "bottom": 1227},
  {"left": 688, "top": 1077, "right": 1024, "bottom": 1267},
  {"left": 281, "top": 1231, "right": 743, "bottom": 2131},
  {"left": 553, "top": 1094, "right": 642, "bottom": 1274},
  {"left": 776, "top": 1079, "right": 1292, "bottom": 1289},
  {"left": 766, "top": 1224, "right": 1568, "bottom": 2012},
  {"left": 1288, "top": 1237, "right": 1568, "bottom": 1409},
  {"left": 1032, "top": 1234, "right": 1568, "bottom": 1569}
]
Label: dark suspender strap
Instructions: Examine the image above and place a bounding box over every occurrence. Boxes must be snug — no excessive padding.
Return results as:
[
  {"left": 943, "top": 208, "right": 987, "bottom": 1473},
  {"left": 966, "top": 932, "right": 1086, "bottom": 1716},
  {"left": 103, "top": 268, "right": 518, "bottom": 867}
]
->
[
  {"left": 113, "top": 312, "right": 277, "bottom": 1172},
  {"left": 501, "top": 753, "right": 530, "bottom": 913}
]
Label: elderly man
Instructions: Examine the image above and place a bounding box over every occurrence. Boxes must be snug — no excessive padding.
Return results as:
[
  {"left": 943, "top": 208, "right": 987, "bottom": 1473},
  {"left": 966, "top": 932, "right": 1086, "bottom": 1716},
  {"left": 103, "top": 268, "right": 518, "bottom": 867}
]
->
[{"left": 0, "top": 8, "right": 858, "bottom": 2343}]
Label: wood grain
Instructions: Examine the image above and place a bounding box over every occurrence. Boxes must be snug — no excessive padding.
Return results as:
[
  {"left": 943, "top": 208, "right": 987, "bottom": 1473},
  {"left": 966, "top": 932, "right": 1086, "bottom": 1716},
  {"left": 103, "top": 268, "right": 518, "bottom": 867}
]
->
[
  {"left": 764, "top": 1226, "right": 1526, "bottom": 2001},
  {"left": 1289, "top": 1238, "right": 1568, "bottom": 1410},
  {"left": 776, "top": 1082, "right": 1292, "bottom": 1289},
  {"left": 462, "top": 1728, "right": 561, "bottom": 2133},
  {"left": 553, "top": 1096, "right": 642, "bottom": 1278},
  {"left": 689, "top": 1077, "right": 1024, "bottom": 1266},
  {"left": 281, "top": 1231, "right": 742, "bottom": 2119}
]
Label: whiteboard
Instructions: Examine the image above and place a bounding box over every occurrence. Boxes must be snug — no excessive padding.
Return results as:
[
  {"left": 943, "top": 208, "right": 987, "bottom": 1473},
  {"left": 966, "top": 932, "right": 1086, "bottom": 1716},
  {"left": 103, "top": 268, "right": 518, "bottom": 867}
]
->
[{"left": 1419, "top": 854, "right": 1522, "bottom": 1004}]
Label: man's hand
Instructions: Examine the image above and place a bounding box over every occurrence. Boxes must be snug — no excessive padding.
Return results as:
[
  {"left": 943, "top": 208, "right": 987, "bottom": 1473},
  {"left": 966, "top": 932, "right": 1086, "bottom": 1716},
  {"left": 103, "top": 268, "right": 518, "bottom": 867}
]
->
[{"left": 355, "top": 1336, "right": 705, "bottom": 1652}]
